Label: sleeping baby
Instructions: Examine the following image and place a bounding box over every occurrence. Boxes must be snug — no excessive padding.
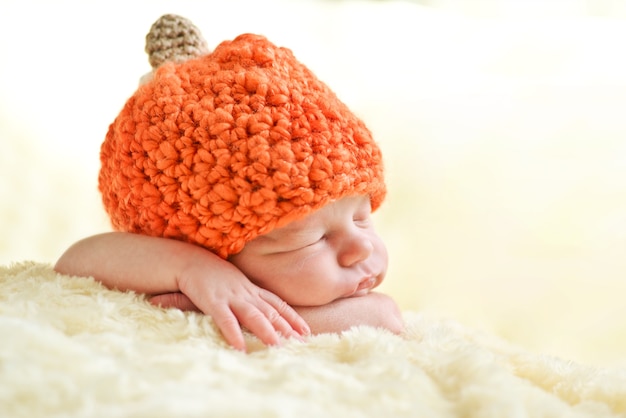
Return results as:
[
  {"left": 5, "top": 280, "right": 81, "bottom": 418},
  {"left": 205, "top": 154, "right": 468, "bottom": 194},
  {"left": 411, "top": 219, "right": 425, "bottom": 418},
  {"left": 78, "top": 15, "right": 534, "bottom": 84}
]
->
[{"left": 55, "top": 14, "right": 404, "bottom": 351}]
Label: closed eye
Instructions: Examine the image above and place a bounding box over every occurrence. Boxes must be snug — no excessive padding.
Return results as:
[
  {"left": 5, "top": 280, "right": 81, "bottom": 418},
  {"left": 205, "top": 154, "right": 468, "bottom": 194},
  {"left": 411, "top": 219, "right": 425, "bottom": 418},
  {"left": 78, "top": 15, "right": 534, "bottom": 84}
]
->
[
  {"left": 353, "top": 215, "right": 371, "bottom": 228},
  {"left": 304, "top": 234, "right": 327, "bottom": 248},
  {"left": 353, "top": 200, "right": 373, "bottom": 227},
  {"left": 278, "top": 234, "right": 326, "bottom": 253}
]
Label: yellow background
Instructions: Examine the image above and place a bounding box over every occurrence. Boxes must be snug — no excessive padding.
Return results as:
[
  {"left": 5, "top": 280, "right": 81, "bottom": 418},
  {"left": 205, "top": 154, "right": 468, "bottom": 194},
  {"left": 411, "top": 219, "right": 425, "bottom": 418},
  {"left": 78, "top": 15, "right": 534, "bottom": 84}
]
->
[{"left": 1, "top": 0, "right": 625, "bottom": 367}]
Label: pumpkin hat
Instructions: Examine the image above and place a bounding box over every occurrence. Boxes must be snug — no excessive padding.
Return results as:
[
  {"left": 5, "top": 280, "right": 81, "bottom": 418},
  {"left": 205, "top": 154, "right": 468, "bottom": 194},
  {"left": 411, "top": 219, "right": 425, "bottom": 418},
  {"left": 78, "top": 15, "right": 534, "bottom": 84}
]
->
[{"left": 99, "top": 14, "right": 386, "bottom": 258}]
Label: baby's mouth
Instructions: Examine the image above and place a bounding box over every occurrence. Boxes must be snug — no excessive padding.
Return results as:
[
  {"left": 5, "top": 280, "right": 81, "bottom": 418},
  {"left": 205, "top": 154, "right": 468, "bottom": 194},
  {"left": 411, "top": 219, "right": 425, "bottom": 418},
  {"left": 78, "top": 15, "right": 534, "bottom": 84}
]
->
[{"left": 350, "top": 276, "right": 378, "bottom": 297}]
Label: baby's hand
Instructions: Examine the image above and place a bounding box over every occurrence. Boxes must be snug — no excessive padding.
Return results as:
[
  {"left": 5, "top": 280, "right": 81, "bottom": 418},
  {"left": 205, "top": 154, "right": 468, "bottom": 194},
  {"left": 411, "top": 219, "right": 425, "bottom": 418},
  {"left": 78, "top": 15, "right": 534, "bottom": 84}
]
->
[{"left": 153, "top": 258, "right": 310, "bottom": 351}]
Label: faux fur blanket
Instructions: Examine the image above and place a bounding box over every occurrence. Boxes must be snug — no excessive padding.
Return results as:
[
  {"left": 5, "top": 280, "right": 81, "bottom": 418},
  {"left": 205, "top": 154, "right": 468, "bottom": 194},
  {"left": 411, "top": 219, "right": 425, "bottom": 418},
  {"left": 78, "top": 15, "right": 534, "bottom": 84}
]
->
[{"left": 1, "top": 262, "right": 625, "bottom": 418}]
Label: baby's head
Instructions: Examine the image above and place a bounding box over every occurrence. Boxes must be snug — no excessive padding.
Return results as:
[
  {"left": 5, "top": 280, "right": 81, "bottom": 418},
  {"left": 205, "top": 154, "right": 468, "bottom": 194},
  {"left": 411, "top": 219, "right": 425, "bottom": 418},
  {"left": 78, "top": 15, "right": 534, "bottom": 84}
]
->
[{"left": 99, "top": 15, "right": 387, "bottom": 302}]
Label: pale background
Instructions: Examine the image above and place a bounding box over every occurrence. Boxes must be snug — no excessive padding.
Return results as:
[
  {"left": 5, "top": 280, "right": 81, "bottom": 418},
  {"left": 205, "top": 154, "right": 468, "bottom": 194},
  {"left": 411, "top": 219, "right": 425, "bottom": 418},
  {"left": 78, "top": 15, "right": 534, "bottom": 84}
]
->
[{"left": 1, "top": 0, "right": 625, "bottom": 367}]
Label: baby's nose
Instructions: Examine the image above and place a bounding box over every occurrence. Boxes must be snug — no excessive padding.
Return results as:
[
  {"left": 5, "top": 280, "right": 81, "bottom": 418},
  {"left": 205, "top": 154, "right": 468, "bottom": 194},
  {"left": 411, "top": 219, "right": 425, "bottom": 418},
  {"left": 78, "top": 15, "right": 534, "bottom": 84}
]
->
[{"left": 337, "top": 233, "right": 374, "bottom": 267}]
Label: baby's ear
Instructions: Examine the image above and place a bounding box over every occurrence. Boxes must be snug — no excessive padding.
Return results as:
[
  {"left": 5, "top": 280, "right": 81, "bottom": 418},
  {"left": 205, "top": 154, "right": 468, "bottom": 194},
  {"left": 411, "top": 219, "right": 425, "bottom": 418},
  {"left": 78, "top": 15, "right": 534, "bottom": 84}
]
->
[{"left": 139, "top": 14, "right": 211, "bottom": 85}]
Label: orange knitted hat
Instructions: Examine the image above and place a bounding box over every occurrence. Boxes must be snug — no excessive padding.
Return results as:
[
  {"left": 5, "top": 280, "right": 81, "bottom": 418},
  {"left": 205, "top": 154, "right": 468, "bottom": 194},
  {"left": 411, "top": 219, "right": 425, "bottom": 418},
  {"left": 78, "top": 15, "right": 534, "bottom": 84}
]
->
[{"left": 99, "top": 14, "right": 386, "bottom": 258}]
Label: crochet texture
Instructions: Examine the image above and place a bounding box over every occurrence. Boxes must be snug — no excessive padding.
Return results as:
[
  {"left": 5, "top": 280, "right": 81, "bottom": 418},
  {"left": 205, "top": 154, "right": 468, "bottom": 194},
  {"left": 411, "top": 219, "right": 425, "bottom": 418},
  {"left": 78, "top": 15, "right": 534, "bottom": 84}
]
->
[{"left": 99, "top": 19, "right": 385, "bottom": 258}]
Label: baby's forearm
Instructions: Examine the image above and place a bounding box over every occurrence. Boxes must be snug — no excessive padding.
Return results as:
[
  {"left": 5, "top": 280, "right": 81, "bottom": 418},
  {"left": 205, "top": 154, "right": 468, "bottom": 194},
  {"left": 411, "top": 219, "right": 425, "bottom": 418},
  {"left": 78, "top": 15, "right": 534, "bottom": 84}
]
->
[
  {"left": 294, "top": 292, "right": 404, "bottom": 335},
  {"left": 55, "top": 232, "right": 219, "bottom": 294},
  {"left": 55, "top": 232, "right": 311, "bottom": 350}
]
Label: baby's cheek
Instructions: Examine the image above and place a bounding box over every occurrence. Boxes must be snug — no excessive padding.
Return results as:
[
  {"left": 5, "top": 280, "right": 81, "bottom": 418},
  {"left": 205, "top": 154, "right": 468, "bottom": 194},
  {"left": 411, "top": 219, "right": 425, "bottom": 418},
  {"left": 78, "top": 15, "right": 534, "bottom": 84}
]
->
[
  {"left": 298, "top": 261, "right": 344, "bottom": 305},
  {"left": 374, "top": 236, "right": 389, "bottom": 262}
]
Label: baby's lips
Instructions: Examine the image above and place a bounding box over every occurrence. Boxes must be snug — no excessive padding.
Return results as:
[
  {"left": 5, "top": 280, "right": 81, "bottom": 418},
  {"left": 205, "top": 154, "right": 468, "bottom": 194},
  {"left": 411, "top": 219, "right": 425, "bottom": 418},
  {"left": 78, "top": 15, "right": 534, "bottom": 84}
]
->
[
  {"left": 348, "top": 276, "right": 378, "bottom": 297},
  {"left": 356, "top": 276, "right": 376, "bottom": 292}
]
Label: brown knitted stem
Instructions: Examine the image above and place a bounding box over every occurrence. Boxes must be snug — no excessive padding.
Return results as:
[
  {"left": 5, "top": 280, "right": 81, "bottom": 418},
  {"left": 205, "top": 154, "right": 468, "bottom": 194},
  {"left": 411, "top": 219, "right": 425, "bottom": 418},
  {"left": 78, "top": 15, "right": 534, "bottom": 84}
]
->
[{"left": 145, "top": 14, "right": 210, "bottom": 69}]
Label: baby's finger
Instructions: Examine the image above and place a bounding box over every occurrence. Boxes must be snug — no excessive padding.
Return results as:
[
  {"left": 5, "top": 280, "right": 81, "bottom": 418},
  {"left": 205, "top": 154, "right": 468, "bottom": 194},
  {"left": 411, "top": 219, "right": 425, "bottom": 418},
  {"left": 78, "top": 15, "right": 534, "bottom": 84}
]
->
[
  {"left": 265, "top": 309, "right": 306, "bottom": 341},
  {"left": 259, "top": 290, "right": 311, "bottom": 336},
  {"left": 251, "top": 301, "right": 306, "bottom": 341},
  {"left": 210, "top": 305, "right": 247, "bottom": 351},
  {"left": 233, "top": 303, "right": 282, "bottom": 347}
]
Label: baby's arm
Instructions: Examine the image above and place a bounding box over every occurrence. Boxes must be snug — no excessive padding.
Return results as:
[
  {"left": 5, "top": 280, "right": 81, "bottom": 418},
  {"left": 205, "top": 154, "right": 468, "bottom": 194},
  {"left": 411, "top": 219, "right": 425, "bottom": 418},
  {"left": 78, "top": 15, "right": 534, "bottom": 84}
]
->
[
  {"left": 54, "top": 232, "right": 310, "bottom": 351},
  {"left": 152, "top": 291, "right": 405, "bottom": 336},
  {"left": 294, "top": 292, "right": 404, "bottom": 335}
]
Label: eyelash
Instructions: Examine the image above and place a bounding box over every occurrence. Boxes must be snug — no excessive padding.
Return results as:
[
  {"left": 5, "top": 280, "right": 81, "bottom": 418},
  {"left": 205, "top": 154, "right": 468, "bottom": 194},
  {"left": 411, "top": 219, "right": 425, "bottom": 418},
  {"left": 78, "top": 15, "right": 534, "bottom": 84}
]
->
[
  {"left": 353, "top": 214, "right": 370, "bottom": 227},
  {"left": 310, "top": 234, "right": 327, "bottom": 246}
]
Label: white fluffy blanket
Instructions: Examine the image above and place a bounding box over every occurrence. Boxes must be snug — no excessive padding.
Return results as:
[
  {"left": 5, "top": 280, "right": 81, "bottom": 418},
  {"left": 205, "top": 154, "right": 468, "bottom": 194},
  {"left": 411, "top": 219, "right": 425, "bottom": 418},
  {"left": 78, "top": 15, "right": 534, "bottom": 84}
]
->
[{"left": 2, "top": 262, "right": 625, "bottom": 417}]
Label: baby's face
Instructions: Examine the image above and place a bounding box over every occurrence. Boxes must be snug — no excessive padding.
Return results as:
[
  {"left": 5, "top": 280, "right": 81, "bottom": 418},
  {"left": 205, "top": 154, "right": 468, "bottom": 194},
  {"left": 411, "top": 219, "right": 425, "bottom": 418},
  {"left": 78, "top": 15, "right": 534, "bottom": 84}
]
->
[{"left": 229, "top": 195, "right": 388, "bottom": 307}]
